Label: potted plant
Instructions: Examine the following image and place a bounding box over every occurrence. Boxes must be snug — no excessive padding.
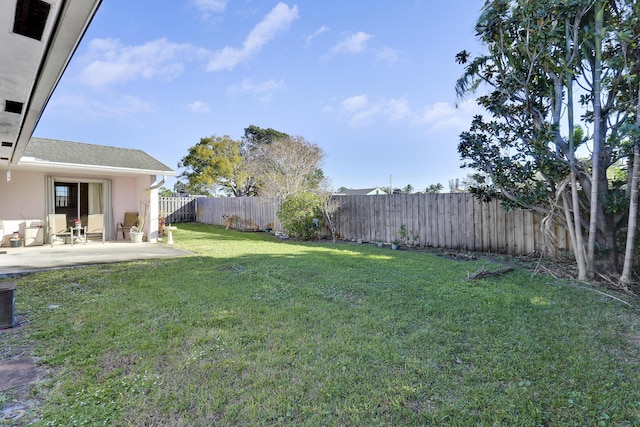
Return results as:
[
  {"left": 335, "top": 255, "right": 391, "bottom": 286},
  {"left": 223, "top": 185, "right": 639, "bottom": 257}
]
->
[
  {"left": 130, "top": 200, "right": 148, "bottom": 243},
  {"left": 376, "top": 240, "right": 384, "bottom": 247},
  {"left": 130, "top": 226, "right": 144, "bottom": 242},
  {"left": 392, "top": 224, "right": 407, "bottom": 250}
]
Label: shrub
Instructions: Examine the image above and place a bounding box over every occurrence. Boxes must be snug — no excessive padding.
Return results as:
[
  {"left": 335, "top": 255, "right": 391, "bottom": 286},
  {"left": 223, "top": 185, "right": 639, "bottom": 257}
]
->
[{"left": 277, "top": 192, "right": 323, "bottom": 240}]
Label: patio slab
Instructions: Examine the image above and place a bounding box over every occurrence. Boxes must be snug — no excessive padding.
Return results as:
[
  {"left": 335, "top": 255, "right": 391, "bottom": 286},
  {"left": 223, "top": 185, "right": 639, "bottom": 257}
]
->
[{"left": 0, "top": 241, "right": 193, "bottom": 277}]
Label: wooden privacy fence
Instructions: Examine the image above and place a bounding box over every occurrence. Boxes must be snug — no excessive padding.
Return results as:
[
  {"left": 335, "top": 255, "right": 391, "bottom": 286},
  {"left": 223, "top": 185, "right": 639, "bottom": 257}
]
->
[
  {"left": 333, "top": 193, "right": 570, "bottom": 256},
  {"left": 192, "top": 193, "right": 571, "bottom": 257},
  {"left": 197, "top": 197, "right": 281, "bottom": 230},
  {"left": 159, "top": 196, "right": 198, "bottom": 223}
]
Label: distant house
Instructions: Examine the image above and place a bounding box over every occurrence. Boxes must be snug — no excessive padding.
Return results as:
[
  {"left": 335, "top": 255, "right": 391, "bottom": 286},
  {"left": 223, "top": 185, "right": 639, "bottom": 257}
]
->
[{"left": 335, "top": 188, "right": 388, "bottom": 196}]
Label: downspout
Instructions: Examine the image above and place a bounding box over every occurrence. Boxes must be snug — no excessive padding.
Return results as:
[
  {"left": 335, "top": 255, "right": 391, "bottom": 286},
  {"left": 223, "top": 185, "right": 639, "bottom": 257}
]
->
[
  {"left": 147, "top": 175, "right": 166, "bottom": 243},
  {"left": 149, "top": 175, "right": 166, "bottom": 190}
]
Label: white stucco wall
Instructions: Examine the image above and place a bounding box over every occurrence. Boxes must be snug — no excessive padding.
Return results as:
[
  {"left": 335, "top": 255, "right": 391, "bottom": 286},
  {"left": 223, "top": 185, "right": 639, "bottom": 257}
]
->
[
  {"left": 0, "top": 170, "right": 46, "bottom": 219},
  {"left": 112, "top": 175, "right": 160, "bottom": 242},
  {"left": 0, "top": 170, "right": 46, "bottom": 245}
]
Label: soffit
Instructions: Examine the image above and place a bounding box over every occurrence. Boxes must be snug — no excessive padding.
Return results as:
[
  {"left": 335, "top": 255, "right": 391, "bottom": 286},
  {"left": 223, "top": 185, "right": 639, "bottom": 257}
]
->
[{"left": 0, "top": 0, "right": 102, "bottom": 167}]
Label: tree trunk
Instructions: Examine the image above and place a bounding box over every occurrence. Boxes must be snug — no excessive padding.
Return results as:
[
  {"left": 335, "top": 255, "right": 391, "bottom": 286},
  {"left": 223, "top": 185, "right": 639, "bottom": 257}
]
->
[
  {"left": 620, "top": 86, "right": 640, "bottom": 285},
  {"left": 565, "top": 20, "right": 587, "bottom": 280},
  {"left": 599, "top": 215, "right": 620, "bottom": 276},
  {"left": 587, "top": 0, "right": 604, "bottom": 278},
  {"left": 570, "top": 172, "right": 587, "bottom": 279}
]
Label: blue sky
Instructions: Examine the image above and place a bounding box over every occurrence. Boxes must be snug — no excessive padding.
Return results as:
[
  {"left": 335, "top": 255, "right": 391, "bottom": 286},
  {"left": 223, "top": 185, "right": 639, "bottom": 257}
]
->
[{"left": 35, "top": 1, "right": 486, "bottom": 192}]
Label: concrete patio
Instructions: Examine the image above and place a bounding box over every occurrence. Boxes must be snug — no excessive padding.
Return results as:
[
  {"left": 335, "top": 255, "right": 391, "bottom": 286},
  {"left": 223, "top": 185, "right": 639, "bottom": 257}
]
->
[{"left": 0, "top": 241, "right": 193, "bottom": 277}]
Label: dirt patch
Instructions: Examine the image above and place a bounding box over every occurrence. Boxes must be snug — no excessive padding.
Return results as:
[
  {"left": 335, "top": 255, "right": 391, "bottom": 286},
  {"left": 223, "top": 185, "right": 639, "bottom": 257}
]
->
[
  {"left": 0, "top": 358, "right": 37, "bottom": 392},
  {"left": 0, "top": 317, "right": 44, "bottom": 426}
]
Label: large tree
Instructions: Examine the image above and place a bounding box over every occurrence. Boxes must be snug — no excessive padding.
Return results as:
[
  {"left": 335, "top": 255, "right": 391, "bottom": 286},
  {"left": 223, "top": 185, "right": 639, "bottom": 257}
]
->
[
  {"left": 178, "top": 127, "right": 326, "bottom": 199},
  {"left": 242, "top": 125, "right": 289, "bottom": 149},
  {"left": 457, "top": 0, "right": 640, "bottom": 282},
  {"left": 250, "top": 135, "right": 326, "bottom": 200},
  {"left": 178, "top": 135, "right": 256, "bottom": 197}
]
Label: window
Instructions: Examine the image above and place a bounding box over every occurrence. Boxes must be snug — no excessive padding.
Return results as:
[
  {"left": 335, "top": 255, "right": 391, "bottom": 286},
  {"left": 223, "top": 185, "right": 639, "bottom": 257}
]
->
[{"left": 55, "top": 185, "right": 69, "bottom": 208}]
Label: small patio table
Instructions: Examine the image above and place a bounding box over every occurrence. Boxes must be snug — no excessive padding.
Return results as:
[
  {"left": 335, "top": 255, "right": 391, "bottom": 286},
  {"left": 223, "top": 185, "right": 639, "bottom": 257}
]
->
[{"left": 71, "top": 225, "right": 84, "bottom": 244}]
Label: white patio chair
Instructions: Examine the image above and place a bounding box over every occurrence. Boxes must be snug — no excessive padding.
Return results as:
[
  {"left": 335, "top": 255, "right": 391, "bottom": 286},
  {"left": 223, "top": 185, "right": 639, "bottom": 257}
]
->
[
  {"left": 84, "top": 214, "right": 105, "bottom": 244},
  {"left": 48, "top": 214, "right": 73, "bottom": 247}
]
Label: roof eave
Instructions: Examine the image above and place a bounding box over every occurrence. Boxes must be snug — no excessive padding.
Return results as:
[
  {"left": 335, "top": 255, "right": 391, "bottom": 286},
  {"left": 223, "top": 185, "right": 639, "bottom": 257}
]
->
[
  {"left": 11, "top": 0, "right": 103, "bottom": 165},
  {"left": 16, "top": 158, "right": 176, "bottom": 177}
]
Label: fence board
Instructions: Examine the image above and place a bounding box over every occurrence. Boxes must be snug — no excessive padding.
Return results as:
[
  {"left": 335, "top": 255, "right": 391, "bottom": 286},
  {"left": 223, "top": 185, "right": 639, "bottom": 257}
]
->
[
  {"left": 159, "top": 196, "right": 198, "bottom": 223},
  {"left": 472, "top": 197, "right": 481, "bottom": 251},
  {"left": 465, "top": 194, "right": 474, "bottom": 250},
  {"left": 456, "top": 194, "right": 465, "bottom": 250},
  {"left": 418, "top": 195, "right": 427, "bottom": 247}
]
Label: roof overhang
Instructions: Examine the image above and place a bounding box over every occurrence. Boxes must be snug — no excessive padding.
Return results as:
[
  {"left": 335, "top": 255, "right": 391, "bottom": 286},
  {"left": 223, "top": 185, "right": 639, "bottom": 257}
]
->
[
  {"left": 15, "top": 157, "right": 176, "bottom": 178},
  {"left": 0, "top": 0, "right": 102, "bottom": 167}
]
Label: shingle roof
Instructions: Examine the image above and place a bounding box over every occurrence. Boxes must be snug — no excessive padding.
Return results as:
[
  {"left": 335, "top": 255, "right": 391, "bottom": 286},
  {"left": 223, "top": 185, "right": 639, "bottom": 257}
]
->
[{"left": 22, "top": 138, "right": 174, "bottom": 174}]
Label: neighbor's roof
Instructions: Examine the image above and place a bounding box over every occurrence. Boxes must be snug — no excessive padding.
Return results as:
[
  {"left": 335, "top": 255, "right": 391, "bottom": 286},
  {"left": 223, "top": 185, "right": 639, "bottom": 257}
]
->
[
  {"left": 336, "top": 188, "right": 388, "bottom": 196},
  {"left": 19, "top": 137, "right": 175, "bottom": 176}
]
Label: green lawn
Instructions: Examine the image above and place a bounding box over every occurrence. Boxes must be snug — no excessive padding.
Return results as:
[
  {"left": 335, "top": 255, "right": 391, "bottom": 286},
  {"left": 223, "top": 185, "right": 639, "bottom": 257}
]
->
[{"left": 1, "top": 223, "right": 639, "bottom": 426}]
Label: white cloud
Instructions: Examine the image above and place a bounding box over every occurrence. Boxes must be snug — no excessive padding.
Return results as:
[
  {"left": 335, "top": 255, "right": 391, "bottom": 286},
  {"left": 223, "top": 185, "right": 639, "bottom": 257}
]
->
[
  {"left": 332, "top": 32, "right": 373, "bottom": 55},
  {"left": 384, "top": 98, "right": 412, "bottom": 121},
  {"left": 49, "top": 94, "right": 154, "bottom": 123},
  {"left": 230, "top": 78, "right": 285, "bottom": 103},
  {"left": 341, "top": 95, "right": 369, "bottom": 113},
  {"left": 241, "top": 78, "right": 284, "bottom": 93},
  {"left": 207, "top": 2, "right": 299, "bottom": 71},
  {"left": 79, "top": 38, "right": 203, "bottom": 89},
  {"left": 191, "top": 0, "right": 227, "bottom": 13},
  {"left": 187, "top": 101, "right": 211, "bottom": 113},
  {"left": 348, "top": 105, "right": 381, "bottom": 127},
  {"left": 340, "top": 95, "right": 380, "bottom": 127},
  {"left": 305, "top": 26, "right": 330, "bottom": 45},
  {"left": 375, "top": 46, "right": 400, "bottom": 64},
  {"left": 326, "top": 32, "right": 398, "bottom": 64},
  {"left": 338, "top": 96, "right": 480, "bottom": 131},
  {"left": 416, "top": 99, "right": 481, "bottom": 131}
]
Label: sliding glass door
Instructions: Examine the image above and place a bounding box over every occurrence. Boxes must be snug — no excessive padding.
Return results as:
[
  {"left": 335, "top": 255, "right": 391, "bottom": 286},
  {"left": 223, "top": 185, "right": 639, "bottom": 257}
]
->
[
  {"left": 53, "top": 182, "right": 103, "bottom": 228},
  {"left": 45, "top": 176, "right": 113, "bottom": 240}
]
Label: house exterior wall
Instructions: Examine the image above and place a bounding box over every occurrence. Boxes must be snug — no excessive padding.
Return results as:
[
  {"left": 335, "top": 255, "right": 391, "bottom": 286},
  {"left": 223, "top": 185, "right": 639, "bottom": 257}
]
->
[
  {"left": 0, "top": 170, "right": 46, "bottom": 246},
  {"left": 112, "top": 175, "right": 161, "bottom": 243},
  {"left": 0, "top": 170, "right": 160, "bottom": 245},
  {"left": 112, "top": 175, "right": 141, "bottom": 239},
  {"left": 0, "top": 170, "right": 46, "bottom": 219}
]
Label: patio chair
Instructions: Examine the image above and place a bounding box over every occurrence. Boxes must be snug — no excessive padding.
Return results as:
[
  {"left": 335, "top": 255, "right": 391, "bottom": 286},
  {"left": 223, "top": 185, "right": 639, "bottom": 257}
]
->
[
  {"left": 116, "top": 212, "right": 138, "bottom": 240},
  {"left": 83, "top": 214, "right": 105, "bottom": 244},
  {"left": 48, "top": 213, "right": 73, "bottom": 247}
]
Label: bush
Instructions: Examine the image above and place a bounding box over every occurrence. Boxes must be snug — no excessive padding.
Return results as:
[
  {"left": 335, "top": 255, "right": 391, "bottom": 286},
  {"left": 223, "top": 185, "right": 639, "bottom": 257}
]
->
[{"left": 277, "top": 192, "right": 323, "bottom": 240}]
